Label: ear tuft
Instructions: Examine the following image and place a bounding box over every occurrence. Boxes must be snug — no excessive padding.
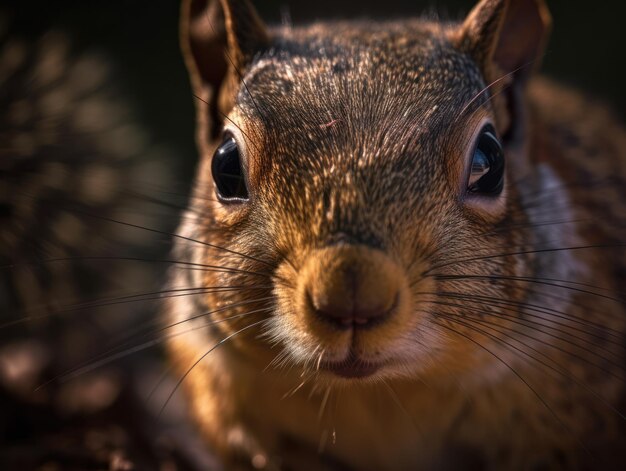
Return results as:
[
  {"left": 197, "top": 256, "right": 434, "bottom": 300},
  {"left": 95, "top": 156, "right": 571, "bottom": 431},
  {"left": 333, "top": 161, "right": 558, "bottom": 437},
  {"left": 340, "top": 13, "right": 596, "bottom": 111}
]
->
[
  {"left": 456, "top": 0, "right": 551, "bottom": 83},
  {"left": 180, "top": 0, "right": 269, "bottom": 139},
  {"left": 456, "top": 0, "right": 507, "bottom": 67},
  {"left": 219, "top": 0, "right": 270, "bottom": 72},
  {"left": 181, "top": 0, "right": 227, "bottom": 97}
]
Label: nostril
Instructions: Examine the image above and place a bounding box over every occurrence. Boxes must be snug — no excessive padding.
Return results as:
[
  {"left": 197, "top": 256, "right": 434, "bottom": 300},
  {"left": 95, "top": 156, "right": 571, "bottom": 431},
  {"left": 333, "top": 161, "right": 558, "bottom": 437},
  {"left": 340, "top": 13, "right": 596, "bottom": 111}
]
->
[
  {"left": 301, "top": 245, "right": 404, "bottom": 331},
  {"left": 307, "top": 288, "right": 398, "bottom": 330}
]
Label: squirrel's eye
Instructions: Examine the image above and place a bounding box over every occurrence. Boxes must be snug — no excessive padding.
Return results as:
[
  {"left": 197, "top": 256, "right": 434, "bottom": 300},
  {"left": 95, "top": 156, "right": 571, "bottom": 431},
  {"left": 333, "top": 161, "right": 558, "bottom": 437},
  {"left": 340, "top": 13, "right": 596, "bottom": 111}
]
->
[
  {"left": 467, "top": 125, "right": 505, "bottom": 196},
  {"left": 211, "top": 136, "right": 249, "bottom": 202}
]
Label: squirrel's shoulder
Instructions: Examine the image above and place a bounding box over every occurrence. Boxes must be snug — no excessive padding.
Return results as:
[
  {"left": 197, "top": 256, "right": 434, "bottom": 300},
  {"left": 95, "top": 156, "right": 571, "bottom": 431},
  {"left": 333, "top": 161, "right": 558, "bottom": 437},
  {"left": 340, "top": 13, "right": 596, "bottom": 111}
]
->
[
  {"left": 528, "top": 77, "right": 626, "bottom": 192},
  {"left": 529, "top": 77, "right": 626, "bottom": 157},
  {"left": 528, "top": 77, "right": 626, "bottom": 274}
]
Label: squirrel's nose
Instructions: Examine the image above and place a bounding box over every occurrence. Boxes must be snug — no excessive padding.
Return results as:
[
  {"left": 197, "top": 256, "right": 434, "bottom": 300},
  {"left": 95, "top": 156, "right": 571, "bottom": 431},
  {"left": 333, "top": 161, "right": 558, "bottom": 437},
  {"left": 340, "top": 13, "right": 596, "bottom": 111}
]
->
[{"left": 303, "top": 245, "right": 401, "bottom": 329}]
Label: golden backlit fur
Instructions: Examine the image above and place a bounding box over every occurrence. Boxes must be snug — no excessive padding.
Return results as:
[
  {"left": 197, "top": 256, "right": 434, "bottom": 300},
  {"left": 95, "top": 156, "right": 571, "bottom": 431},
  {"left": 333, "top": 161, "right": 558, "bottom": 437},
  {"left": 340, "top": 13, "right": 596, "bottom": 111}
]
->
[{"left": 166, "top": 0, "right": 626, "bottom": 468}]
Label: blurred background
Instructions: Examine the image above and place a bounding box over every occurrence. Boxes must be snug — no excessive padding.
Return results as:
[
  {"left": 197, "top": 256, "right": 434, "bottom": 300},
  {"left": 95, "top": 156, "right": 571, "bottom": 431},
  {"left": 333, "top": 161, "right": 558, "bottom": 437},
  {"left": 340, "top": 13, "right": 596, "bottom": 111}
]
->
[
  {"left": 4, "top": 0, "right": 625, "bottom": 183},
  {"left": 1, "top": 0, "right": 624, "bottom": 469}
]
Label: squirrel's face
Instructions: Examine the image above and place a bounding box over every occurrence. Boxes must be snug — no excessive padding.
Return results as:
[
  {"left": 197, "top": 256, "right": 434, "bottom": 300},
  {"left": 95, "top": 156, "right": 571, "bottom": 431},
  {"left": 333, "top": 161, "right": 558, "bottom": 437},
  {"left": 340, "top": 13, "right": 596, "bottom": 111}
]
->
[{"left": 181, "top": 0, "right": 552, "bottom": 384}]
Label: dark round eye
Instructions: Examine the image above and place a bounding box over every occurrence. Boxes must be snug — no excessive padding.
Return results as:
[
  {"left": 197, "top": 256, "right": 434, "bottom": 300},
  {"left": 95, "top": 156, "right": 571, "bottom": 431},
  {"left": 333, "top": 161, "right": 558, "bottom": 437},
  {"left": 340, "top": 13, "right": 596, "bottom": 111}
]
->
[
  {"left": 467, "top": 125, "right": 505, "bottom": 196},
  {"left": 211, "top": 135, "right": 249, "bottom": 202}
]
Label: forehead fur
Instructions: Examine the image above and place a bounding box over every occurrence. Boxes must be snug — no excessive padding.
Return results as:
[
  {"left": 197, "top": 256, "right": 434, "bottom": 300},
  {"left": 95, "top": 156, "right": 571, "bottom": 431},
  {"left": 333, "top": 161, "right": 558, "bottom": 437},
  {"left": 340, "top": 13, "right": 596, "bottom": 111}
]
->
[{"left": 236, "top": 19, "right": 488, "bottom": 164}]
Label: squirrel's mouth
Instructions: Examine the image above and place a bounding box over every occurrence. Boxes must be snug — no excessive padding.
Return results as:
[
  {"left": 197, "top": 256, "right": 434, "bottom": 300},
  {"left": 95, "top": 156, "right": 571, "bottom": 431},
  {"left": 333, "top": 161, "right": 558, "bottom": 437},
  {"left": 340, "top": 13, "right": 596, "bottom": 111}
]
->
[{"left": 320, "top": 354, "right": 382, "bottom": 379}]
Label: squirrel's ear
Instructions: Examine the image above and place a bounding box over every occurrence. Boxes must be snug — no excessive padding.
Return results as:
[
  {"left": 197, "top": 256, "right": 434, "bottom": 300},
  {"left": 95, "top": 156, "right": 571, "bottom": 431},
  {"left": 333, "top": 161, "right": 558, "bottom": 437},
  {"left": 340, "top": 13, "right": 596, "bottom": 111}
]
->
[
  {"left": 181, "top": 0, "right": 269, "bottom": 138},
  {"left": 455, "top": 0, "right": 551, "bottom": 84},
  {"left": 454, "top": 0, "right": 551, "bottom": 141},
  {"left": 219, "top": 0, "right": 270, "bottom": 71}
]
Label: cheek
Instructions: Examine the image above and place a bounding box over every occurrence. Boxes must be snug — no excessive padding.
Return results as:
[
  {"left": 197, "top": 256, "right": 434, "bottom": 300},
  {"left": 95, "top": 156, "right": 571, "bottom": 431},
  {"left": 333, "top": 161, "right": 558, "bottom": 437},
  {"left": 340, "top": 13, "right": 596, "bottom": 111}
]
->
[
  {"left": 193, "top": 234, "right": 275, "bottom": 346},
  {"left": 199, "top": 269, "right": 250, "bottom": 337},
  {"left": 270, "top": 262, "right": 352, "bottom": 363},
  {"left": 426, "top": 250, "right": 536, "bottom": 372}
]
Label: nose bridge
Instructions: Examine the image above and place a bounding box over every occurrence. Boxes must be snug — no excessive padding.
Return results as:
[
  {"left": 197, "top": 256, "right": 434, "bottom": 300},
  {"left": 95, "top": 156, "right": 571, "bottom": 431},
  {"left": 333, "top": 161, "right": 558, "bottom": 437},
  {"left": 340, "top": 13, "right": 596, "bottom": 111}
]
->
[
  {"left": 323, "top": 176, "right": 358, "bottom": 229},
  {"left": 275, "top": 146, "right": 390, "bottom": 252},
  {"left": 314, "top": 162, "right": 382, "bottom": 245}
]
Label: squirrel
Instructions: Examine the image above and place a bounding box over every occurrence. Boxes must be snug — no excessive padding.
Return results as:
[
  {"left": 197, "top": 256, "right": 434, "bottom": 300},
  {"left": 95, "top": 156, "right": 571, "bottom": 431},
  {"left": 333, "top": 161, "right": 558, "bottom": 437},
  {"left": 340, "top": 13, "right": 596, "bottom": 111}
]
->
[{"left": 166, "top": 0, "right": 626, "bottom": 469}]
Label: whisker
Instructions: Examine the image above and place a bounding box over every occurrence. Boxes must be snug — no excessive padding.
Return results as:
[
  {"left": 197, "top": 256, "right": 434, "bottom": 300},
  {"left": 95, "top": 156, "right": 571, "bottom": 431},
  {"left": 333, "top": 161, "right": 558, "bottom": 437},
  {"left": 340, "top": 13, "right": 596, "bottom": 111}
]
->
[
  {"left": 428, "top": 297, "right": 625, "bottom": 379},
  {"left": 263, "top": 348, "right": 292, "bottom": 373},
  {"left": 46, "top": 299, "right": 274, "bottom": 394},
  {"left": 36, "top": 308, "right": 268, "bottom": 392},
  {"left": 193, "top": 93, "right": 262, "bottom": 154},
  {"left": 146, "top": 365, "right": 173, "bottom": 406},
  {"left": 281, "top": 378, "right": 308, "bottom": 400},
  {"left": 477, "top": 218, "right": 588, "bottom": 238},
  {"left": 15, "top": 189, "right": 275, "bottom": 268},
  {"left": 317, "top": 348, "right": 326, "bottom": 372},
  {"left": 36, "top": 297, "right": 274, "bottom": 391},
  {"left": 381, "top": 380, "right": 425, "bottom": 442},
  {"left": 158, "top": 317, "right": 268, "bottom": 417},
  {"left": 412, "top": 274, "right": 625, "bottom": 339},
  {"left": 428, "top": 288, "right": 625, "bottom": 344},
  {"left": 318, "top": 386, "right": 331, "bottom": 421},
  {"left": 427, "top": 243, "right": 626, "bottom": 279},
  {"left": 433, "top": 273, "right": 625, "bottom": 305},
  {"left": 0, "top": 284, "right": 271, "bottom": 329},
  {"left": 453, "top": 58, "right": 540, "bottom": 127},
  {"left": 114, "top": 290, "right": 273, "bottom": 342},
  {"left": 434, "top": 311, "right": 626, "bottom": 420},
  {"left": 431, "top": 314, "right": 594, "bottom": 458}
]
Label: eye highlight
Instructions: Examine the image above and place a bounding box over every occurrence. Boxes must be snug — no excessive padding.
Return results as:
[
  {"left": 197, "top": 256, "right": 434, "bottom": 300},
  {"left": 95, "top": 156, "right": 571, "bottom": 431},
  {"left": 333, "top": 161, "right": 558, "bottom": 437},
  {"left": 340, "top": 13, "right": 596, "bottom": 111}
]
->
[
  {"left": 211, "top": 135, "right": 249, "bottom": 202},
  {"left": 467, "top": 125, "right": 505, "bottom": 196}
]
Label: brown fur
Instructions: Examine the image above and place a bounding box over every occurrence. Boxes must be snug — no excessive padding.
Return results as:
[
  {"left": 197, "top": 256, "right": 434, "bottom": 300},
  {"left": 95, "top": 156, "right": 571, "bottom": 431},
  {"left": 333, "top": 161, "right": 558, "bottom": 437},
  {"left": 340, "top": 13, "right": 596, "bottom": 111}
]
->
[{"left": 166, "top": 0, "right": 626, "bottom": 469}]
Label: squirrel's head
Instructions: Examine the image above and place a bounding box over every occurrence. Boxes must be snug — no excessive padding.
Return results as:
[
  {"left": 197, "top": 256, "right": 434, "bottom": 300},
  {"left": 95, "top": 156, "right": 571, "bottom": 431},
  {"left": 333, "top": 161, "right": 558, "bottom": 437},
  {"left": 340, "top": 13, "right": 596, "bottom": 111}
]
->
[{"left": 177, "top": 0, "right": 555, "bottom": 384}]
